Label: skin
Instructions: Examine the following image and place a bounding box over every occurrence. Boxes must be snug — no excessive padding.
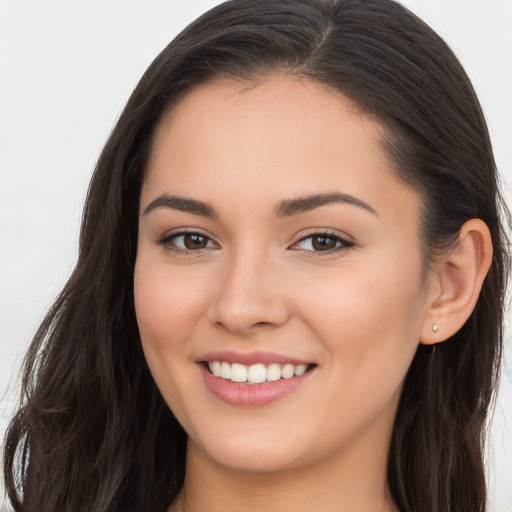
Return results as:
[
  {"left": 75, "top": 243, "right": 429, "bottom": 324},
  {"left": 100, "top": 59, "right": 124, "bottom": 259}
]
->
[{"left": 134, "top": 76, "right": 441, "bottom": 512}]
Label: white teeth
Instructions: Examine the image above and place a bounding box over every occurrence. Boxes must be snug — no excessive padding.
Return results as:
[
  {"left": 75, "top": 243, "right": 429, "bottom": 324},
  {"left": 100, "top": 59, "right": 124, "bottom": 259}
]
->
[
  {"left": 266, "top": 363, "right": 282, "bottom": 382},
  {"left": 230, "top": 363, "right": 248, "bottom": 382},
  {"left": 294, "top": 364, "right": 308, "bottom": 376},
  {"left": 209, "top": 361, "right": 222, "bottom": 377},
  {"left": 206, "top": 361, "right": 311, "bottom": 383},
  {"left": 220, "top": 361, "right": 231, "bottom": 379},
  {"left": 247, "top": 363, "right": 267, "bottom": 384},
  {"left": 281, "top": 364, "right": 295, "bottom": 379}
]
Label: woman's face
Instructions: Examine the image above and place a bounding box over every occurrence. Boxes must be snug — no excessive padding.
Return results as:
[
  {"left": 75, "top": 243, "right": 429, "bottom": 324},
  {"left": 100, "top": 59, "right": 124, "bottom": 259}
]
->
[{"left": 134, "top": 77, "right": 431, "bottom": 474}]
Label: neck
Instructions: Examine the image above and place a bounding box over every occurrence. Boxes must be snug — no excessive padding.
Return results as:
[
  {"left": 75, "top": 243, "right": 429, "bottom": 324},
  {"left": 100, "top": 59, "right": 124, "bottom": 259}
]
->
[{"left": 169, "top": 431, "right": 398, "bottom": 512}]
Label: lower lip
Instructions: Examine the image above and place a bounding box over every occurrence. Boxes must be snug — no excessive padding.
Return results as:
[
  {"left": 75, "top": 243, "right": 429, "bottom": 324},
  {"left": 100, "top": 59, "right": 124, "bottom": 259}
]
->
[{"left": 199, "top": 364, "right": 314, "bottom": 407}]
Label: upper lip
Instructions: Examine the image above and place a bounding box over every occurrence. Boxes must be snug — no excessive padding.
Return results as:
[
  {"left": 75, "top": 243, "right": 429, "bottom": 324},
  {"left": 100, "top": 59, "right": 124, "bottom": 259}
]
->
[{"left": 196, "top": 350, "right": 314, "bottom": 366}]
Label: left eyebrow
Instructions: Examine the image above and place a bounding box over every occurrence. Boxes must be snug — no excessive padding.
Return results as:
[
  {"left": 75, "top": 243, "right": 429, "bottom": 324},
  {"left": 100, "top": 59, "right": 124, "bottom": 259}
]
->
[{"left": 274, "top": 192, "right": 378, "bottom": 218}]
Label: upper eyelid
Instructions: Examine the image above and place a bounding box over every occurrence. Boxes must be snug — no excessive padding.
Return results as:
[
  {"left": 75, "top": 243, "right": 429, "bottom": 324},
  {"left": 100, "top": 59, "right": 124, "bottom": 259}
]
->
[
  {"left": 158, "top": 228, "right": 217, "bottom": 241},
  {"left": 157, "top": 230, "right": 218, "bottom": 249},
  {"left": 157, "top": 231, "right": 220, "bottom": 254},
  {"left": 292, "top": 229, "right": 354, "bottom": 244},
  {"left": 289, "top": 231, "right": 356, "bottom": 254}
]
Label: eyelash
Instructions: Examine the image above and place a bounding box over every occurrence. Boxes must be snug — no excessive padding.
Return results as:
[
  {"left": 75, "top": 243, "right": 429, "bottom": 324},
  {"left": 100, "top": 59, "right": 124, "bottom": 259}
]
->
[
  {"left": 290, "top": 232, "right": 355, "bottom": 255},
  {"left": 157, "top": 230, "right": 218, "bottom": 255},
  {"left": 157, "top": 230, "right": 355, "bottom": 256}
]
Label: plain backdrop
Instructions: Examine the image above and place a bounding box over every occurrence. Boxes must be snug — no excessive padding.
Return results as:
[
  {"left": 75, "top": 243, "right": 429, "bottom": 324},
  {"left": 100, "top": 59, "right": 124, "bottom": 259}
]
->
[{"left": 0, "top": 1, "right": 511, "bottom": 510}]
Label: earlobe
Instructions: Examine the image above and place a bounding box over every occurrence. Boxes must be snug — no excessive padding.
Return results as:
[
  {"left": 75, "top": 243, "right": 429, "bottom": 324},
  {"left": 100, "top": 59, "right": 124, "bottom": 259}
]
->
[{"left": 420, "top": 219, "right": 493, "bottom": 345}]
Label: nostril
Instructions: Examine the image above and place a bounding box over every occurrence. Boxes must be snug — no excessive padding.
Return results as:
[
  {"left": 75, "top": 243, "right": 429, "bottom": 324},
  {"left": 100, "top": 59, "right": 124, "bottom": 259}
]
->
[{"left": 212, "top": 319, "right": 274, "bottom": 333}]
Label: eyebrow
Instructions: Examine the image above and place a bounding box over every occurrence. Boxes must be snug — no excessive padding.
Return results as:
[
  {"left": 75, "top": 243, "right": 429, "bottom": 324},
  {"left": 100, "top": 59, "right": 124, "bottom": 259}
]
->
[
  {"left": 274, "top": 192, "right": 377, "bottom": 217},
  {"left": 142, "top": 191, "right": 377, "bottom": 218},
  {"left": 143, "top": 194, "right": 217, "bottom": 218}
]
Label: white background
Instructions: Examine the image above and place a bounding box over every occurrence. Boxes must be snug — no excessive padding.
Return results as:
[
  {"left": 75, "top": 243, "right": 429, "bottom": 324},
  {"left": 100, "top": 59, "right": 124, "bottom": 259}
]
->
[{"left": 0, "top": 1, "right": 510, "bottom": 510}]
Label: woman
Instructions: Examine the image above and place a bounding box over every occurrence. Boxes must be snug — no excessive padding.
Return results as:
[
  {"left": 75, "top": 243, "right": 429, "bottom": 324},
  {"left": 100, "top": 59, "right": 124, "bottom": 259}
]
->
[{"left": 3, "top": 0, "right": 509, "bottom": 511}]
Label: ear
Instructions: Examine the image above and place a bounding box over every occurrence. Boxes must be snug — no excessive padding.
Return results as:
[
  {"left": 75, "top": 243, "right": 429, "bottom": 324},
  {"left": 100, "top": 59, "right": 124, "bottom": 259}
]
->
[{"left": 420, "top": 219, "right": 493, "bottom": 345}]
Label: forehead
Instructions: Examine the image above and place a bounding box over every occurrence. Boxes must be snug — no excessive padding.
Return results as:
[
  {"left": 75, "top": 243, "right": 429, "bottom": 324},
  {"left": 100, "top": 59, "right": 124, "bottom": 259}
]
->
[
  {"left": 142, "top": 76, "right": 419, "bottom": 223},
  {"left": 151, "top": 76, "right": 373, "bottom": 165}
]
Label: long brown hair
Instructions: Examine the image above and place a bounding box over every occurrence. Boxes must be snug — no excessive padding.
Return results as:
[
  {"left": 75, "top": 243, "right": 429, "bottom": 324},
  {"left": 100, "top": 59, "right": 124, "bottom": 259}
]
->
[{"left": 4, "top": 1, "right": 509, "bottom": 511}]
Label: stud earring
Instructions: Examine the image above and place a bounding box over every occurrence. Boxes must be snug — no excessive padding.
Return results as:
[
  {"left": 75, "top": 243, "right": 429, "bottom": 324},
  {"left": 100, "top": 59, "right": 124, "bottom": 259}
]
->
[{"left": 432, "top": 323, "right": 439, "bottom": 333}]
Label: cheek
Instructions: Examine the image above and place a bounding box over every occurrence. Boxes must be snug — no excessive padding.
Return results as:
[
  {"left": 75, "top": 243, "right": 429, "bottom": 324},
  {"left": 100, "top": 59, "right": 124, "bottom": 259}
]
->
[
  {"left": 133, "top": 257, "right": 217, "bottom": 409},
  {"left": 133, "top": 258, "right": 213, "bottom": 422},
  {"left": 134, "top": 259, "right": 209, "bottom": 347},
  {"left": 294, "top": 251, "right": 426, "bottom": 388}
]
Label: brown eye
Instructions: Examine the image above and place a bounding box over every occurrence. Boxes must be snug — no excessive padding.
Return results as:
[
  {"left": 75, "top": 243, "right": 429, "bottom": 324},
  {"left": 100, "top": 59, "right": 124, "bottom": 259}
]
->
[
  {"left": 311, "top": 235, "right": 338, "bottom": 251},
  {"left": 158, "top": 232, "right": 217, "bottom": 252},
  {"left": 183, "top": 233, "right": 209, "bottom": 249},
  {"left": 293, "top": 232, "right": 355, "bottom": 253}
]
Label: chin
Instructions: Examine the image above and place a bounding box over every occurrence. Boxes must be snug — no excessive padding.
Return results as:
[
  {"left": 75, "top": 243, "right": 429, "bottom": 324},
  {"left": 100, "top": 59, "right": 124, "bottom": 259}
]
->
[{"left": 188, "top": 423, "right": 311, "bottom": 473}]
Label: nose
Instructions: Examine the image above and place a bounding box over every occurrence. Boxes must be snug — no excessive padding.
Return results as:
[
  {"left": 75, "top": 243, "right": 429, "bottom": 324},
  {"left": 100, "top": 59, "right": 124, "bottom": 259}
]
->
[{"left": 207, "top": 249, "right": 291, "bottom": 335}]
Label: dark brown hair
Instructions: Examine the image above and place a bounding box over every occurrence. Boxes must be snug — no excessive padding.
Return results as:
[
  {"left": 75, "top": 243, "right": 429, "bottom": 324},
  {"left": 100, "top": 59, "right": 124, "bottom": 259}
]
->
[{"left": 3, "top": 1, "right": 509, "bottom": 511}]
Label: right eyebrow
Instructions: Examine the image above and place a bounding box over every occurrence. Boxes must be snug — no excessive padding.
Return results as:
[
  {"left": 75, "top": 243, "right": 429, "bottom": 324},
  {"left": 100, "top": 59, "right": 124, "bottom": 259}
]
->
[{"left": 142, "top": 194, "right": 218, "bottom": 219}]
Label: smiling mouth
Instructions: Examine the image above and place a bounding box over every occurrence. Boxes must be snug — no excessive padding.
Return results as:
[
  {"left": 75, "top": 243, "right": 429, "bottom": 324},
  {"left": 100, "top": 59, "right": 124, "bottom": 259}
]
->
[{"left": 204, "top": 361, "right": 315, "bottom": 384}]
